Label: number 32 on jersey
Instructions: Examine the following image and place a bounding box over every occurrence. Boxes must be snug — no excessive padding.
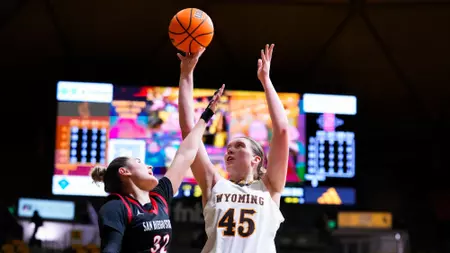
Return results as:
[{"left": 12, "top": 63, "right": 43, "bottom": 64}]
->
[{"left": 218, "top": 208, "right": 256, "bottom": 237}]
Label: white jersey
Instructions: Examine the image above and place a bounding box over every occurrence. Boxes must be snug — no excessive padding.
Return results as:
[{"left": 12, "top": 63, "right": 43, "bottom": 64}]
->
[{"left": 202, "top": 178, "right": 284, "bottom": 253}]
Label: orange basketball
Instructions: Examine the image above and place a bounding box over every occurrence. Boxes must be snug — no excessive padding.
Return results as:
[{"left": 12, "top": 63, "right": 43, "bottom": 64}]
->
[{"left": 168, "top": 8, "right": 214, "bottom": 54}]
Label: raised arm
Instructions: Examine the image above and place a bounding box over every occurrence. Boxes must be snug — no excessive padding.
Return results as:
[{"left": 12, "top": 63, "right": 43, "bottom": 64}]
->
[
  {"left": 177, "top": 49, "right": 222, "bottom": 205},
  {"left": 165, "top": 88, "right": 223, "bottom": 194},
  {"left": 258, "top": 44, "right": 290, "bottom": 199},
  {"left": 177, "top": 49, "right": 201, "bottom": 134}
]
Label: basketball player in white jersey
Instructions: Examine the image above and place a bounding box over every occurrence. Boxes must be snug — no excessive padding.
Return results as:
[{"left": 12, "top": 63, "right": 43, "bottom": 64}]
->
[{"left": 177, "top": 44, "right": 289, "bottom": 253}]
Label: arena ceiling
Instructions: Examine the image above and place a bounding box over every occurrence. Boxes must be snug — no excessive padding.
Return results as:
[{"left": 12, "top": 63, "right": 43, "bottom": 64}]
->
[
  {"left": 1, "top": 0, "right": 449, "bottom": 119},
  {"left": 0, "top": 0, "right": 449, "bottom": 122}
]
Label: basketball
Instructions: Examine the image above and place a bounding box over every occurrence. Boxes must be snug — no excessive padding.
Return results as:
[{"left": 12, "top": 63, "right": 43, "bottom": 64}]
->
[{"left": 169, "top": 8, "right": 214, "bottom": 53}]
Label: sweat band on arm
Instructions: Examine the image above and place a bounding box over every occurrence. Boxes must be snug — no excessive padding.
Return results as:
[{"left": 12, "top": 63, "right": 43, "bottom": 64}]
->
[
  {"left": 201, "top": 87, "right": 221, "bottom": 123},
  {"left": 200, "top": 107, "right": 214, "bottom": 123}
]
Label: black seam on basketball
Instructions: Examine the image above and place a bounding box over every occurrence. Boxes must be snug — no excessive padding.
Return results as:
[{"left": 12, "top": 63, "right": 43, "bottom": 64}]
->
[
  {"left": 175, "top": 8, "right": 192, "bottom": 34},
  {"left": 169, "top": 18, "right": 207, "bottom": 35},
  {"left": 188, "top": 33, "right": 213, "bottom": 53},
  {"left": 175, "top": 12, "right": 192, "bottom": 34},
  {"left": 176, "top": 21, "right": 208, "bottom": 51},
  {"left": 184, "top": 19, "right": 209, "bottom": 51},
  {"left": 174, "top": 34, "right": 191, "bottom": 47},
  {"left": 190, "top": 32, "right": 214, "bottom": 50},
  {"left": 173, "top": 8, "right": 194, "bottom": 41},
  {"left": 188, "top": 8, "right": 193, "bottom": 30},
  {"left": 175, "top": 16, "right": 188, "bottom": 33},
  {"left": 188, "top": 33, "right": 212, "bottom": 52},
  {"left": 188, "top": 39, "right": 194, "bottom": 53},
  {"left": 190, "top": 18, "right": 206, "bottom": 35}
]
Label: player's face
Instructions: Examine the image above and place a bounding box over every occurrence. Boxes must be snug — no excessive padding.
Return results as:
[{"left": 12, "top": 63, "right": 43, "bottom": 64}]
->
[
  {"left": 224, "top": 138, "right": 260, "bottom": 178},
  {"left": 128, "top": 158, "right": 159, "bottom": 191}
]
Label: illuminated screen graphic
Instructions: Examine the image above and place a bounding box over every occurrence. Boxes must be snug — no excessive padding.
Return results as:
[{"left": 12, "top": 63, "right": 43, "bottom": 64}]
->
[
  {"left": 280, "top": 94, "right": 357, "bottom": 206},
  {"left": 278, "top": 93, "right": 357, "bottom": 206},
  {"left": 52, "top": 82, "right": 305, "bottom": 196},
  {"left": 18, "top": 198, "right": 75, "bottom": 221},
  {"left": 52, "top": 82, "right": 355, "bottom": 205},
  {"left": 303, "top": 93, "right": 357, "bottom": 188}
]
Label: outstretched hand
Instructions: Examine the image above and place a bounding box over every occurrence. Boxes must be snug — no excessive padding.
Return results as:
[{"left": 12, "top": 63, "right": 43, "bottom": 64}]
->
[
  {"left": 257, "top": 44, "right": 275, "bottom": 82},
  {"left": 207, "top": 84, "right": 225, "bottom": 113},
  {"left": 177, "top": 47, "right": 205, "bottom": 76}
]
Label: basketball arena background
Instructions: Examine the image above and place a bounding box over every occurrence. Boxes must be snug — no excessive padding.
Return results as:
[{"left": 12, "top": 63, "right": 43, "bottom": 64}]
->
[{"left": 0, "top": 0, "right": 449, "bottom": 252}]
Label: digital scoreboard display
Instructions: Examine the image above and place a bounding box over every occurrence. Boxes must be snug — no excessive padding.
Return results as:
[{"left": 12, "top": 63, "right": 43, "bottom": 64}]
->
[
  {"left": 304, "top": 94, "right": 357, "bottom": 187},
  {"left": 53, "top": 81, "right": 303, "bottom": 196},
  {"left": 52, "top": 81, "right": 356, "bottom": 205},
  {"left": 282, "top": 93, "right": 357, "bottom": 205}
]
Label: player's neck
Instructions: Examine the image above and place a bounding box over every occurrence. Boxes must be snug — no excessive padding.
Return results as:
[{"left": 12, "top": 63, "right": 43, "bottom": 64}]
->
[
  {"left": 128, "top": 188, "right": 150, "bottom": 205},
  {"left": 230, "top": 174, "right": 255, "bottom": 186}
]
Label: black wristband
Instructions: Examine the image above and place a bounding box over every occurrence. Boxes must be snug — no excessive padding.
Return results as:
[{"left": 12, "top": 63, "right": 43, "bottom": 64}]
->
[{"left": 200, "top": 108, "right": 215, "bottom": 123}]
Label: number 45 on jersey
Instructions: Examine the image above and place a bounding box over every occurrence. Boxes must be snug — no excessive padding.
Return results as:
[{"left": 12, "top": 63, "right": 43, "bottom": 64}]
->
[{"left": 218, "top": 208, "right": 256, "bottom": 237}]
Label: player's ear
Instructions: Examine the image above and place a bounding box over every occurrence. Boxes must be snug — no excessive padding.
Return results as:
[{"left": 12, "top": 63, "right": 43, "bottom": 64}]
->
[
  {"left": 252, "top": 155, "right": 261, "bottom": 165},
  {"left": 118, "top": 167, "right": 131, "bottom": 176}
]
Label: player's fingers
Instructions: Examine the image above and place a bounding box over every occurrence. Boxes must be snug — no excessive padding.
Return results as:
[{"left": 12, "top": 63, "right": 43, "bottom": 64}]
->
[
  {"left": 196, "top": 47, "right": 205, "bottom": 58},
  {"left": 216, "top": 88, "right": 223, "bottom": 99},
  {"left": 265, "top": 44, "right": 270, "bottom": 59},
  {"left": 211, "top": 95, "right": 220, "bottom": 110},
  {"left": 268, "top": 44, "right": 275, "bottom": 60},
  {"left": 213, "top": 85, "right": 225, "bottom": 102},
  {"left": 260, "top": 50, "right": 266, "bottom": 63},
  {"left": 177, "top": 53, "right": 184, "bottom": 61}
]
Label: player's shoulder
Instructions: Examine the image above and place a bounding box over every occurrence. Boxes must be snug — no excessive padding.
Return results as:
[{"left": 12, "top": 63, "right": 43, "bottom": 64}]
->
[
  {"left": 99, "top": 197, "right": 128, "bottom": 214},
  {"left": 151, "top": 177, "right": 173, "bottom": 200},
  {"left": 250, "top": 180, "right": 268, "bottom": 191},
  {"left": 210, "top": 178, "right": 245, "bottom": 193},
  {"left": 212, "top": 177, "right": 231, "bottom": 187},
  {"left": 156, "top": 176, "right": 172, "bottom": 187}
]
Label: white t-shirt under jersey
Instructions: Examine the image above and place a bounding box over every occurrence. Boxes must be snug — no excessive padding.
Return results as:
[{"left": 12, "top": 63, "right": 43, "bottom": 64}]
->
[{"left": 202, "top": 178, "right": 284, "bottom": 253}]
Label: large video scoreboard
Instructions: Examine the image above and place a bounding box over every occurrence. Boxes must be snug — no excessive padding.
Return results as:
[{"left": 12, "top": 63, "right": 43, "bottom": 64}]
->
[{"left": 53, "top": 81, "right": 356, "bottom": 205}]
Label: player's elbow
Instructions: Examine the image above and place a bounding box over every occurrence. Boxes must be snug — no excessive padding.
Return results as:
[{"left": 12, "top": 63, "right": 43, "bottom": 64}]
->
[
  {"left": 175, "top": 150, "right": 197, "bottom": 164},
  {"left": 273, "top": 125, "right": 288, "bottom": 137},
  {"left": 180, "top": 122, "right": 195, "bottom": 137},
  {"left": 181, "top": 128, "right": 193, "bottom": 139}
]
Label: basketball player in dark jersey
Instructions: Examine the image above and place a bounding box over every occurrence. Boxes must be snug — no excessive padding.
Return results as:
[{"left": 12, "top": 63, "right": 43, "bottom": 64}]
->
[{"left": 90, "top": 86, "right": 224, "bottom": 253}]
